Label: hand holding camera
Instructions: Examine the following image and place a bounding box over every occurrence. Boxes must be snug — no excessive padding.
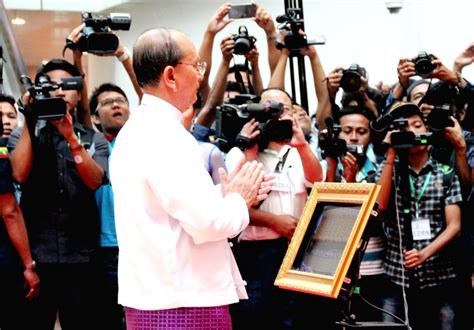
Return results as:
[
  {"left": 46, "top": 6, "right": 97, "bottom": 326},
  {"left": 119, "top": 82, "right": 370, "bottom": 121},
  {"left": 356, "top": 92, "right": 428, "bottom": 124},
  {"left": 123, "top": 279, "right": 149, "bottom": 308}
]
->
[
  {"left": 220, "top": 35, "right": 235, "bottom": 63},
  {"left": 20, "top": 74, "right": 83, "bottom": 120},
  {"left": 244, "top": 47, "right": 260, "bottom": 68},
  {"left": 207, "top": 3, "right": 234, "bottom": 35},
  {"left": 253, "top": 4, "right": 276, "bottom": 37},
  {"left": 443, "top": 116, "right": 466, "bottom": 152},
  {"left": 340, "top": 151, "right": 360, "bottom": 182},
  {"left": 232, "top": 26, "right": 256, "bottom": 55},
  {"left": 66, "top": 12, "right": 131, "bottom": 55},
  {"left": 411, "top": 51, "right": 437, "bottom": 78},
  {"left": 326, "top": 67, "right": 344, "bottom": 99},
  {"left": 339, "top": 64, "right": 367, "bottom": 94},
  {"left": 396, "top": 58, "right": 415, "bottom": 88}
]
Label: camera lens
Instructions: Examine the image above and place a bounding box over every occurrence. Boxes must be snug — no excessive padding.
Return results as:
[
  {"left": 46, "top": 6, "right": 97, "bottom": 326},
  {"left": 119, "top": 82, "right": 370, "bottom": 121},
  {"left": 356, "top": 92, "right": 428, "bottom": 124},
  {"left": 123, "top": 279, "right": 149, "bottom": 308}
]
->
[
  {"left": 426, "top": 105, "right": 454, "bottom": 132},
  {"left": 340, "top": 71, "right": 361, "bottom": 93},
  {"left": 413, "top": 52, "right": 436, "bottom": 77},
  {"left": 415, "top": 59, "right": 433, "bottom": 76},
  {"left": 233, "top": 38, "right": 251, "bottom": 55}
]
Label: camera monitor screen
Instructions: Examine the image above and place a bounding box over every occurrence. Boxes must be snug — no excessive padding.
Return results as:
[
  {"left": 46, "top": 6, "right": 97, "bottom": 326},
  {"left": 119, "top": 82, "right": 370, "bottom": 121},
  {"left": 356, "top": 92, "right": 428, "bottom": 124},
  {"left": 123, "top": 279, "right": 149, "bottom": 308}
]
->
[{"left": 292, "top": 203, "right": 361, "bottom": 276}]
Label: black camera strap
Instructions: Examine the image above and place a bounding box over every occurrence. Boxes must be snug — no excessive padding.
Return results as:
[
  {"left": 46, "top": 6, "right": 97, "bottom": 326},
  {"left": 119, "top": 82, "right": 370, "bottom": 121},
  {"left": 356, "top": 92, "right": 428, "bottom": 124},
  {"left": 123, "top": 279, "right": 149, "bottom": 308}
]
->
[
  {"left": 62, "top": 38, "right": 78, "bottom": 57},
  {"left": 255, "top": 147, "right": 291, "bottom": 209}
]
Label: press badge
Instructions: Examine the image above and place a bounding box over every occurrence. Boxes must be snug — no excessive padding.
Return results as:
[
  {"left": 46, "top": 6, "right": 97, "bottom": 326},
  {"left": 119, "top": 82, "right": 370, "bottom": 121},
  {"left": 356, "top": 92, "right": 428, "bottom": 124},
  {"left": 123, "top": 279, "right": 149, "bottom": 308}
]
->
[
  {"left": 271, "top": 172, "right": 290, "bottom": 192},
  {"left": 411, "top": 218, "right": 431, "bottom": 241}
]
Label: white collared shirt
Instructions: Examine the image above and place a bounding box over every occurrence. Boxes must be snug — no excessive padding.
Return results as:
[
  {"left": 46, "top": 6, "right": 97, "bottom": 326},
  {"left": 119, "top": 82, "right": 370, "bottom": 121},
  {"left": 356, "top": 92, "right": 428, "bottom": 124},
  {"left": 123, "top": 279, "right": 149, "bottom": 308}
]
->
[
  {"left": 110, "top": 94, "right": 249, "bottom": 310},
  {"left": 226, "top": 145, "right": 311, "bottom": 241}
]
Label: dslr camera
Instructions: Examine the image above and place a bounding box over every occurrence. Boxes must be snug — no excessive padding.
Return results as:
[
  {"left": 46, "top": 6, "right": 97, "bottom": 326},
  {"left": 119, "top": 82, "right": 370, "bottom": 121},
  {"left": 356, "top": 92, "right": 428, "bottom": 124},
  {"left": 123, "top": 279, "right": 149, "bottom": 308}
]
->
[
  {"left": 340, "top": 64, "right": 366, "bottom": 93},
  {"left": 412, "top": 51, "right": 437, "bottom": 78},
  {"left": 426, "top": 104, "right": 454, "bottom": 132},
  {"left": 215, "top": 100, "right": 293, "bottom": 152},
  {"left": 20, "top": 74, "right": 83, "bottom": 120},
  {"left": 232, "top": 26, "right": 256, "bottom": 55},
  {"left": 319, "top": 117, "right": 365, "bottom": 159},
  {"left": 76, "top": 12, "right": 132, "bottom": 55}
]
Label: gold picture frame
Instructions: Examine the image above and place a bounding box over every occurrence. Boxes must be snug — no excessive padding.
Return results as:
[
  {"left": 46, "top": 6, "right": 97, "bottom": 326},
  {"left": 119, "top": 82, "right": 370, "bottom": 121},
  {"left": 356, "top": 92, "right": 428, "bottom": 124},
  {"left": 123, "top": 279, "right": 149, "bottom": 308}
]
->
[{"left": 274, "top": 182, "right": 381, "bottom": 299}]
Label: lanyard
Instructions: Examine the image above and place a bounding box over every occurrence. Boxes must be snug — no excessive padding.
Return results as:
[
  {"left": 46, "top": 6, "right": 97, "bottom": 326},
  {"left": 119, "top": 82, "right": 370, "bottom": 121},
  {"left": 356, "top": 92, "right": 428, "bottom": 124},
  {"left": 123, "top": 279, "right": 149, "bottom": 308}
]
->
[{"left": 408, "top": 171, "right": 432, "bottom": 218}]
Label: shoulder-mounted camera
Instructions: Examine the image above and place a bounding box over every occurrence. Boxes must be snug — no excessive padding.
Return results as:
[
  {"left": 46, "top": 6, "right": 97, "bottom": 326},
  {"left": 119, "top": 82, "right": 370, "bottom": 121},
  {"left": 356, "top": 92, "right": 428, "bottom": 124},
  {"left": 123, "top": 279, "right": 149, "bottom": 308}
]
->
[
  {"left": 75, "top": 12, "right": 131, "bottom": 55},
  {"left": 215, "top": 99, "right": 293, "bottom": 152}
]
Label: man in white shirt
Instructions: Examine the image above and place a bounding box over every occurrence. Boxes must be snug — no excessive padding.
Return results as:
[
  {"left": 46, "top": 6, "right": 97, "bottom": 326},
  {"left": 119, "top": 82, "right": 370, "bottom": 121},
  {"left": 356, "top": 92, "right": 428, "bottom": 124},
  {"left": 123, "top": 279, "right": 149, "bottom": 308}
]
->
[
  {"left": 110, "top": 28, "right": 269, "bottom": 329},
  {"left": 225, "top": 87, "right": 324, "bottom": 329}
]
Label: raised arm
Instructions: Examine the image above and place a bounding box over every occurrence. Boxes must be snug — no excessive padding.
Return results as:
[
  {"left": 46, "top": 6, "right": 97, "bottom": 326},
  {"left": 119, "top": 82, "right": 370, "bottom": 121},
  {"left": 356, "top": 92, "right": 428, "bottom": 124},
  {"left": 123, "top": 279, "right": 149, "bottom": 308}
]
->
[
  {"left": 268, "top": 47, "right": 289, "bottom": 89},
  {"left": 317, "top": 66, "right": 343, "bottom": 129},
  {"left": 253, "top": 4, "right": 279, "bottom": 75},
  {"left": 444, "top": 118, "right": 472, "bottom": 197},
  {"left": 453, "top": 42, "right": 474, "bottom": 74},
  {"left": 245, "top": 46, "right": 264, "bottom": 95},
  {"left": 67, "top": 24, "right": 93, "bottom": 129},
  {"left": 301, "top": 44, "right": 330, "bottom": 121},
  {"left": 198, "top": 3, "right": 234, "bottom": 102},
  {"left": 196, "top": 36, "right": 234, "bottom": 128},
  {"left": 115, "top": 42, "right": 143, "bottom": 100}
]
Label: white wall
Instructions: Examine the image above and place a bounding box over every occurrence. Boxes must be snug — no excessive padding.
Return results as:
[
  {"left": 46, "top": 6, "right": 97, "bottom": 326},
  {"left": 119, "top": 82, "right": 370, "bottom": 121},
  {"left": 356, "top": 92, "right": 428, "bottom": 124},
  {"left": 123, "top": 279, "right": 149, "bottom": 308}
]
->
[{"left": 87, "top": 0, "right": 474, "bottom": 115}]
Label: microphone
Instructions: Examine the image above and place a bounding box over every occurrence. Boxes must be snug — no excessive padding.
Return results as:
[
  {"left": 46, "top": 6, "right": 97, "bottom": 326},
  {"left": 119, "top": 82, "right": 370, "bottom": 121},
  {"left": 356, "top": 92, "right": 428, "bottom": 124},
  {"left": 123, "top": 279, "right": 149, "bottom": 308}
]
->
[{"left": 242, "top": 101, "right": 283, "bottom": 114}]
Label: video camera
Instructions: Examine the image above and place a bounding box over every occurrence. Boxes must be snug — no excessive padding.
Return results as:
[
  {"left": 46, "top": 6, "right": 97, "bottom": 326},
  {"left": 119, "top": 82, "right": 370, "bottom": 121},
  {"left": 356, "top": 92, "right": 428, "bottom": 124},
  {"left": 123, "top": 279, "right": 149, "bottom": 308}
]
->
[
  {"left": 412, "top": 51, "right": 437, "bottom": 78},
  {"left": 319, "top": 117, "right": 365, "bottom": 159},
  {"left": 215, "top": 99, "right": 293, "bottom": 152},
  {"left": 232, "top": 26, "right": 256, "bottom": 55},
  {"left": 371, "top": 115, "right": 433, "bottom": 149},
  {"left": 340, "top": 64, "right": 367, "bottom": 94},
  {"left": 76, "top": 12, "right": 131, "bottom": 55},
  {"left": 20, "top": 74, "right": 83, "bottom": 120},
  {"left": 275, "top": 8, "right": 325, "bottom": 51}
]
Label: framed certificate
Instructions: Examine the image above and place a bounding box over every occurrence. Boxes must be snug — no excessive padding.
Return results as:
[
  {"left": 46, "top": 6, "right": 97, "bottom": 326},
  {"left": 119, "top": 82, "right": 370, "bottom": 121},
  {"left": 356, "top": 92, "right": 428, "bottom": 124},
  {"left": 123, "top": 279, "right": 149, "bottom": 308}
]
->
[{"left": 274, "top": 182, "right": 381, "bottom": 299}]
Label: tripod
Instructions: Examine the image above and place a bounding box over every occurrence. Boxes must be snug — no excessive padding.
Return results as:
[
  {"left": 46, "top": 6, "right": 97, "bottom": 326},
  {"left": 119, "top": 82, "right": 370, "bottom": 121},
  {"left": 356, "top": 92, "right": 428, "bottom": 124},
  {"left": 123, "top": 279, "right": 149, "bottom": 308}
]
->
[{"left": 278, "top": 0, "right": 325, "bottom": 113}]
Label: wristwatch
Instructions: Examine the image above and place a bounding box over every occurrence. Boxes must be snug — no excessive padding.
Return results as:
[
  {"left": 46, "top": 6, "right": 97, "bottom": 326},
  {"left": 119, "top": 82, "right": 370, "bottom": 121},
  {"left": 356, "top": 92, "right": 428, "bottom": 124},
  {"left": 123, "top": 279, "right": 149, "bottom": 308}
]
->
[{"left": 25, "top": 260, "right": 36, "bottom": 270}]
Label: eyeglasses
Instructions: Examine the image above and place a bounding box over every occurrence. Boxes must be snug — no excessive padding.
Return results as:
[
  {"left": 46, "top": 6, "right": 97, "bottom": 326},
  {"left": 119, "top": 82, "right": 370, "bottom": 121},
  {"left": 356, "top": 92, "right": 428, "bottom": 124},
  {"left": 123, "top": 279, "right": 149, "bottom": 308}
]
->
[
  {"left": 176, "top": 61, "right": 207, "bottom": 76},
  {"left": 98, "top": 97, "right": 128, "bottom": 109}
]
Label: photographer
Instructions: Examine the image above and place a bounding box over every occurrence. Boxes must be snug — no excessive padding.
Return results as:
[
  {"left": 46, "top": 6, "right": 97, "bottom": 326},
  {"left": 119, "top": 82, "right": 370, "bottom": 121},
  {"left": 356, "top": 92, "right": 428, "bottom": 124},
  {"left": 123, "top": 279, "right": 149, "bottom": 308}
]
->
[
  {"left": 268, "top": 38, "right": 328, "bottom": 158},
  {"left": 376, "top": 102, "right": 462, "bottom": 329},
  {"left": 193, "top": 34, "right": 264, "bottom": 143},
  {"left": 0, "top": 126, "right": 40, "bottom": 329},
  {"left": 320, "top": 65, "right": 381, "bottom": 130},
  {"left": 8, "top": 59, "right": 109, "bottom": 329},
  {"left": 322, "top": 107, "right": 388, "bottom": 322},
  {"left": 199, "top": 3, "right": 279, "bottom": 100},
  {"left": 0, "top": 94, "right": 20, "bottom": 140},
  {"left": 66, "top": 23, "right": 142, "bottom": 129},
  {"left": 386, "top": 52, "right": 471, "bottom": 117},
  {"left": 225, "top": 87, "right": 324, "bottom": 329}
]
